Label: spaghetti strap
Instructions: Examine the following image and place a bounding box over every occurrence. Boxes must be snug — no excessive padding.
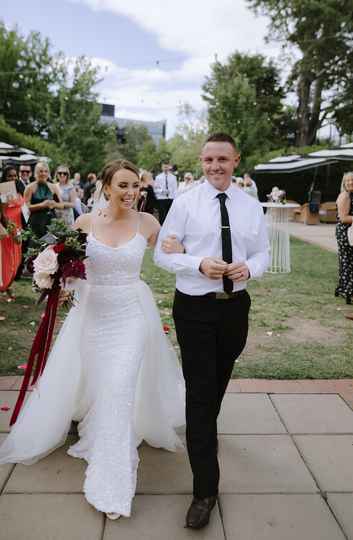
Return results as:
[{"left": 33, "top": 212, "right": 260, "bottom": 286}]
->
[
  {"left": 89, "top": 213, "right": 95, "bottom": 236},
  {"left": 137, "top": 212, "right": 141, "bottom": 234}
]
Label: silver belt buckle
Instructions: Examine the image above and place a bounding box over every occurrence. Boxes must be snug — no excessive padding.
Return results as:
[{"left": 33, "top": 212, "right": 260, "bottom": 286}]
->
[{"left": 215, "top": 292, "right": 231, "bottom": 300}]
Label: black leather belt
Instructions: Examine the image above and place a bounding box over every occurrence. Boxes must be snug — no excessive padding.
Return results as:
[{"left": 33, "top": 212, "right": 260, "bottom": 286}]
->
[
  {"left": 176, "top": 289, "right": 246, "bottom": 300},
  {"left": 204, "top": 290, "right": 246, "bottom": 300}
]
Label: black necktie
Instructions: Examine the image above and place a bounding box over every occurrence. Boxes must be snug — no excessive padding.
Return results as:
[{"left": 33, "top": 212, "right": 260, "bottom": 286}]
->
[
  {"left": 217, "top": 193, "right": 233, "bottom": 294},
  {"left": 165, "top": 174, "right": 169, "bottom": 198}
]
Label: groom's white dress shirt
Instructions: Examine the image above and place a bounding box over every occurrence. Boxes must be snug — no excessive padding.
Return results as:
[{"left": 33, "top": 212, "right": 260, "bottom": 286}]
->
[
  {"left": 154, "top": 172, "right": 178, "bottom": 200},
  {"left": 154, "top": 179, "right": 270, "bottom": 296}
]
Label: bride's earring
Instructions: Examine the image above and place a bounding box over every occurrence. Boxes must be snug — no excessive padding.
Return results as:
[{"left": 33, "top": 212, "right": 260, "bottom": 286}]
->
[{"left": 104, "top": 191, "right": 111, "bottom": 201}]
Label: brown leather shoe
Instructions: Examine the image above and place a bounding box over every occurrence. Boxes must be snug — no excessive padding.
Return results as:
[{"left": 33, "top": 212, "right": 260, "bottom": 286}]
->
[{"left": 185, "top": 496, "right": 217, "bottom": 529}]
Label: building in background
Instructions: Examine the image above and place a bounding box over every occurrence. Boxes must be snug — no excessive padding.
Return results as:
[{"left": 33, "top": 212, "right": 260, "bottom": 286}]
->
[{"left": 100, "top": 103, "right": 166, "bottom": 145}]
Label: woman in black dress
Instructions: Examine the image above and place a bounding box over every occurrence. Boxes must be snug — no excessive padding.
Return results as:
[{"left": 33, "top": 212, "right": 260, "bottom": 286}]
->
[
  {"left": 24, "top": 161, "right": 63, "bottom": 238},
  {"left": 335, "top": 172, "right": 353, "bottom": 304},
  {"left": 137, "top": 171, "right": 156, "bottom": 214}
]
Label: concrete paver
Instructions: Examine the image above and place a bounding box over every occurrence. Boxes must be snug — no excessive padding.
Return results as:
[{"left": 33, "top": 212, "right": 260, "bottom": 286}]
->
[
  {"left": 0, "top": 494, "right": 103, "bottom": 540},
  {"left": 294, "top": 435, "right": 353, "bottom": 491},
  {"left": 0, "top": 434, "right": 14, "bottom": 492},
  {"left": 5, "top": 437, "right": 85, "bottom": 494},
  {"left": 327, "top": 493, "right": 353, "bottom": 539},
  {"left": 137, "top": 443, "right": 191, "bottom": 494},
  {"left": 0, "top": 390, "right": 28, "bottom": 433},
  {"left": 218, "top": 393, "right": 286, "bottom": 434},
  {"left": 2, "top": 385, "right": 353, "bottom": 539},
  {"left": 271, "top": 394, "right": 353, "bottom": 434},
  {"left": 220, "top": 494, "right": 346, "bottom": 540},
  {"left": 218, "top": 435, "right": 318, "bottom": 493},
  {"left": 104, "top": 495, "right": 224, "bottom": 540}
]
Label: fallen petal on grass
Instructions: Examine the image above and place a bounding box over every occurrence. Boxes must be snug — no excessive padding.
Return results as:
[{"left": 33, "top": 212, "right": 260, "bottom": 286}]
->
[
  {"left": 17, "top": 364, "right": 28, "bottom": 370},
  {"left": 0, "top": 403, "right": 11, "bottom": 412}
]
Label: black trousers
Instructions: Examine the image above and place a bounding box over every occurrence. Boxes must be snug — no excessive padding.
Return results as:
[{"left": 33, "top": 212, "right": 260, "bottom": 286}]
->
[
  {"left": 173, "top": 289, "right": 251, "bottom": 498},
  {"left": 157, "top": 199, "right": 173, "bottom": 225}
]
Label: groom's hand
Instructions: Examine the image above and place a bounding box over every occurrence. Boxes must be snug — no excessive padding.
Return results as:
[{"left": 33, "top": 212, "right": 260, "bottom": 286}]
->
[
  {"left": 225, "top": 262, "right": 250, "bottom": 282},
  {"left": 200, "top": 257, "right": 228, "bottom": 279}
]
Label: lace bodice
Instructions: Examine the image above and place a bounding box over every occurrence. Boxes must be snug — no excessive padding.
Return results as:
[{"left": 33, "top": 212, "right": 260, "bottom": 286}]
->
[{"left": 85, "top": 232, "right": 147, "bottom": 287}]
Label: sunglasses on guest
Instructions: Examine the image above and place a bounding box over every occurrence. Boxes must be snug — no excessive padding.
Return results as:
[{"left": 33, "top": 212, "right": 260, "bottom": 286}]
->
[
  {"left": 20, "top": 169, "right": 31, "bottom": 174},
  {"left": 57, "top": 171, "right": 69, "bottom": 177}
]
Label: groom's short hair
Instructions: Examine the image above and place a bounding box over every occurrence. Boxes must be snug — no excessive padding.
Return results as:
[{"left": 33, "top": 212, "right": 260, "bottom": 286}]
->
[{"left": 205, "top": 133, "right": 238, "bottom": 153}]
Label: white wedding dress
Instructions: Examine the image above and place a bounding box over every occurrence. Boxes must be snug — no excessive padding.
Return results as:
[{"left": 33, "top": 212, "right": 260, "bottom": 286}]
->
[{"left": 0, "top": 221, "right": 185, "bottom": 516}]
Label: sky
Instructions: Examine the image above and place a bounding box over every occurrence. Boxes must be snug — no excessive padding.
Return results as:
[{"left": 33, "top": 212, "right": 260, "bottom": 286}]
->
[{"left": 2, "top": 0, "right": 281, "bottom": 137}]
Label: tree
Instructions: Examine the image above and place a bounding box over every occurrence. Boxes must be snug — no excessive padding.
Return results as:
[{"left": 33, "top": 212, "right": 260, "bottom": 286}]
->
[
  {"left": 0, "top": 116, "right": 66, "bottom": 167},
  {"left": 202, "top": 53, "right": 290, "bottom": 159},
  {"left": 106, "top": 123, "right": 154, "bottom": 165},
  {"left": 0, "top": 22, "right": 62, "bottom": 136},
  {"left": 246, "top": 0, "right": 353, "bottom": 144},
  {"left": 0, "top": 23, "right": 115, "bottom": 174},
  {"left": 46, "top": 56, "right": 114, "bottom": 175},
  {"left": 137, "top": 139, "right": 160, "bottom": 172},
  {"left": 166, "top": 104, "right": 207, "bottom": 177}
]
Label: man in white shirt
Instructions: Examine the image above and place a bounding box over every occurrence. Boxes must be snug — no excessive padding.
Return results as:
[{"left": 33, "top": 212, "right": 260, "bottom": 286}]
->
[
  {"left": 153, "top": 162, "right": 178, "bottom": 224},
  {"left": 154, "top": 133, "right": 269, "bottom": 530}
]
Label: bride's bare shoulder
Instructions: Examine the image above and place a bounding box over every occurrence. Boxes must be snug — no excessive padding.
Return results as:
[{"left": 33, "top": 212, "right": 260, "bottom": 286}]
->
[
  {"left": 139, "top": 212, "right": 160, "bottom": 233},
  {"left": 73, "top": 213, "right": 92, "bottom": 233}
]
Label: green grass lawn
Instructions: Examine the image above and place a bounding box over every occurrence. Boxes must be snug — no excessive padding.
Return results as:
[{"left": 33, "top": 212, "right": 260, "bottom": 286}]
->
[{"left": 1, "top": 238, "right": 352, "bottom": 378}]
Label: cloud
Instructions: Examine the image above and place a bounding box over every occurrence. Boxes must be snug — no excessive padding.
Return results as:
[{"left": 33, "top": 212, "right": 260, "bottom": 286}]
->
[
  {"left": 69, "top": 0, "right": 279, "bottom": 136},
  {"left": 70, "top": 0, "right": 272, "bottom": 59}
]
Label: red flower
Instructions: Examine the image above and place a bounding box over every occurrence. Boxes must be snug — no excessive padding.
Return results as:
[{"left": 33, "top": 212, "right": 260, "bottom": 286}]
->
[
  {"left": 0, "top": 403, "right": 11, "bottom": 412},
  {"left": 61, "top": 259, "right": 86, "bottom": 283},
  {"left": 163, "top": 323, "right": 170, "bottom": 334},
  {"left": 54, "top": 243, "right": 66, "bottom": 253}
]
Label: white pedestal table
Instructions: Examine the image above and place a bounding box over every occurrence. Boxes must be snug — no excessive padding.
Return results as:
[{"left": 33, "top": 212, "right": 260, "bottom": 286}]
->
[{"left": 261, "top": 202, "right": 300, "bottom": 273}]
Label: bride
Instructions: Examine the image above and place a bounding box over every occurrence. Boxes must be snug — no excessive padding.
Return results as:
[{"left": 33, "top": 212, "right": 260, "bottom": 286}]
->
[{"left": 0, "top": 159, "right": 185, "bottom": 519}]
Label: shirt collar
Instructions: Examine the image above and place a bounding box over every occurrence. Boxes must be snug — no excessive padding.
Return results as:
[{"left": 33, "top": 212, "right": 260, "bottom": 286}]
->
[{"left": 204, "top": 179, "right": 237, "bottom": 200}]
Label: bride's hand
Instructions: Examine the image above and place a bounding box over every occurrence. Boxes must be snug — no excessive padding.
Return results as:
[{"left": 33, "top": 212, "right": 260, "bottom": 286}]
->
[
  {"left": 162, "top": 234, "right": 185, "bottom": 254},
  {"left": 58, "top": 289, "right": 71, "bottom": 307}
]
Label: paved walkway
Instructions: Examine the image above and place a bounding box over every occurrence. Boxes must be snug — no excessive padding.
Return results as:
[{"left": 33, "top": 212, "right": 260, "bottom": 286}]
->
[
  {"left": 288, "top": 222, "right": 337, "bottom": 252},
  {"left": 2, "top": 377, "right": 353, "bottom": 539}
]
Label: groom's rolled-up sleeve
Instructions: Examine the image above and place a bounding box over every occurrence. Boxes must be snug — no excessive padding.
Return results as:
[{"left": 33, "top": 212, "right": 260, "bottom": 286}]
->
[{"left": 154, "top": 199, "right": 203, "bottom": 275}]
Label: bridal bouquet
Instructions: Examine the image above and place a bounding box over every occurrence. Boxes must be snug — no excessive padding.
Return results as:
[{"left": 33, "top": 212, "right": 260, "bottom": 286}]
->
[
  {"left": 25, "top": 219, "right": 87, "bottom": 302},
  {"left": 10, "top": 220, "right": 87, "bottom": 426}
]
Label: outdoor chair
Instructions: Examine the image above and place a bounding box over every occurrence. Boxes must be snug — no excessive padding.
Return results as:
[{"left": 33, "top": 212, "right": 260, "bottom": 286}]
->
[{"left": 319, "top": 202, "right": 337, "bottom": 223}]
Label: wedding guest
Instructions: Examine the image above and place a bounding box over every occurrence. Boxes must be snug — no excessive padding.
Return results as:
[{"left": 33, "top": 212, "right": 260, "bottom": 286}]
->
[
  {"left": 335, "top": 171, "right": 353, "bottom": 304},
  {"left": 24, "top": 161, "right": 63, "bottom": 238},
  {"left": 154, "top": 162, "right": 177, "bottom": 224},
  {"left": 54, "top": 165, "right": 77, "bottom": 227},
  {"left": 0, "top": 168, "right": 23, "bottom": 292},
  {"left": 18, "top": 165, "right": 32, "bottom": 194},
  {"left": 243, "top": 173, "right": 258, "bottom": 199},
  {"left": 83, "top": 173, "right": 97, "bottom": 205},
  {"left": 1, "top": 165, "right": 24, "bottom": 197},
  {"left": 177, "top": 172, "right": 199, "bottom": 196},
  {"left": 137, "top": 171, "right": 156, "bottom": 214}
]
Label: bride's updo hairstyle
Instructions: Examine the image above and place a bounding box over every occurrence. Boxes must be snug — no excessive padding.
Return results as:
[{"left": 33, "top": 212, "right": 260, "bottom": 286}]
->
[{"left": 100, "top": 159, "right": 140, "bottom": 195}]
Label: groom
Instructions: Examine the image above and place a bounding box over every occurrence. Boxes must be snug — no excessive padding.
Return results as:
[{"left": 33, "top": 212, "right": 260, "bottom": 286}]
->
[{"left": 154, "top": 133, "right": 269, "bottom": 529}]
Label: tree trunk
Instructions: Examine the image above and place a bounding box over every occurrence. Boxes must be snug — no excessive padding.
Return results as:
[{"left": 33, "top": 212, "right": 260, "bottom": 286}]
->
[
  {"left": 308, "top": 77, "right": 324, "bottom": 145},
  {"left": 296, "top": 73, "right": 312, "bottom": 146}
]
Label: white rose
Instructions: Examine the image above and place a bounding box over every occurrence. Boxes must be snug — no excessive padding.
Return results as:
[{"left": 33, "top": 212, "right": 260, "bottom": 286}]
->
[
  {"left": 33, "top": 246, "right": 59, "bottom": 275},
  {"left": 34, "top": 272, "right": 54, "bottom": 290}
]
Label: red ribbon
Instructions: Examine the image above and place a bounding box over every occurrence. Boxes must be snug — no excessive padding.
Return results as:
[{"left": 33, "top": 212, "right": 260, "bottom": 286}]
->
[{"left": 10, "top": 287, "right": 61, "bottom": 426}]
